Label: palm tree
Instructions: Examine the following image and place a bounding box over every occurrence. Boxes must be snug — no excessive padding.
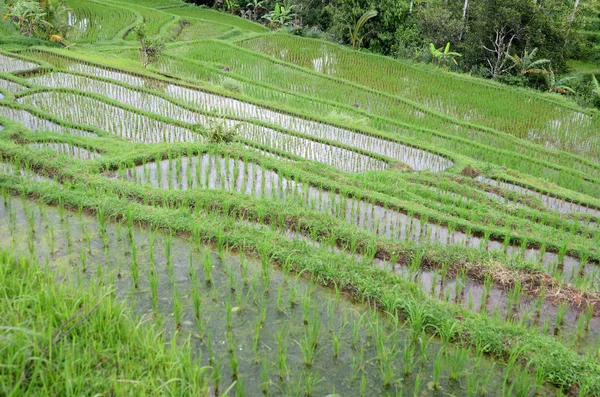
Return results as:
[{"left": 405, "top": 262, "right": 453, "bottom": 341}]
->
[
  {"left": 347, "top": 10, "right": 377, "bottom": 49},
  {"left": 505, "top": 48, "right": 550, "bottom": 77},
  {"left": 429, "top": 42, "right": 461, "bottom": 67},
  {"left": 543, "top": 69, "right": 576, "bottom": 95}
]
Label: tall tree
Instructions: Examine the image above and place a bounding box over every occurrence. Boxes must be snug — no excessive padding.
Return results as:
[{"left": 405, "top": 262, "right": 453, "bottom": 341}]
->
[{"left": 465, "top": 0, "right": 571, "bottom": 76}]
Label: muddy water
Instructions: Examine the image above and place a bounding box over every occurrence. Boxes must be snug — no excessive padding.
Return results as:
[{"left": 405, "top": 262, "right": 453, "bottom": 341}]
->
[
  {"left": 478, "top": 176, "right": 600, "bottom": 217},
  {"left": 121, "top": 154, "right": 598, "bottom": 284},
  {"left": 27, "top": 143, "right": 102, "bottom": 160},
  {"left": 28, "top": 71, "right": 452, "bottom": 172},
  {"left": 0, "top": 194, "right": 536, "bottom": 396},
  {"left": 0, "top": 105, "right": 96, "bottom": 137}
]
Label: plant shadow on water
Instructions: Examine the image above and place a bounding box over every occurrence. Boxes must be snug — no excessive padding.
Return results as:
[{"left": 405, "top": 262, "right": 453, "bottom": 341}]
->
[{"left": 0, "top": 194, "right": 556, "bottom": 396}]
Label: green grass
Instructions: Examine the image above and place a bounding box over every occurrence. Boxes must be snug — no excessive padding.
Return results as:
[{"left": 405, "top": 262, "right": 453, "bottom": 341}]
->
[
  {"left": 0, "top": 249, "right": 210, "bottom": 396},
  {"left": 107, "top": 0, "right": 185, "bottom": 8},
  {"left": 239, "top": 34, "right": 600, "bottom": 159},
  {"left": 155, "top": 40, "right": 600, "bottom": 197},
  {"left": 163, "top": 5, "right": 269, "bottom": 33},
  {"left": 64, "top": 0, "right": 138, "bottom": 43},
  {"left": 568, "top": 59, "right": 600, "bottom": 75}
]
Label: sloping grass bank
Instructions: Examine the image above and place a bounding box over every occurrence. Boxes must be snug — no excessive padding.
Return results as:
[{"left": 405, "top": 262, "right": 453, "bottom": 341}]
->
[{"left": 0, "top": 249, "right": 210, "bottom": 396}]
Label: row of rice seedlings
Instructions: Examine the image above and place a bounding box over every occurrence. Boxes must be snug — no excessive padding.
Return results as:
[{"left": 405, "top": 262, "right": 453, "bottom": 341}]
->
[
  {"left": 260, "top": 221, "right": 600, "bottom": 351},
  {"left": 478, "top": 176, "right": 600, "bottom": 217},
  {"left": 26, "top": 71, "right": 397, "bottom": 172},
  {"left": 414, "top": 265, "right": 600, "bottom": 352},
  {"left": 26, "top": 49, "right": 600, "bottom": 188},
  {"left": 240, "top": 35, "right": 600, "bottom": 162},
  {"left": 40, "top": 58, "right": 149, "bottom": 87},
  {"left": 407, "top": 175, "right": 578, "bottom": 230},
  {"left": 0, "top": 54, "right": 39, "bottom": 73},
  {"left": 162, "top": 4, "right": 268, "bottom": 33},
  {"left": 117, "top": 2, "right": 175, "bottom": 40},
  {"left": 242, "top": 145, "right": 294, "bottom": 161},
  {"left": 0, "top": 193, "right": 546, "bottom": 396},
  {"left": 107, "top": 0, "right": 183, "bottom": 8},
  {"left": 409, "top": 176, "right": 600, "bottom": 245},
  {"left": 29, "top": 71, "right": 453, "bottom": 172},
  {"left": 0, "top": 77, "right": 26, "bottom": 93},
  {"left": 0, "top": 160, "right": 52, "bottom": 183},
  {"left": 66, "top": 0, "right": 137, "bottom": 43},
  {"left": 26, "top": 142, "right": 102, "bottom": 160},
  {"left": 20, "top": 88, "right": 385, "bottom": 172},
  {"left": 0, "top": 105, "right": 96, "bottom": 137},
  {"left": 170, "top": 18, "right": 233, "bottom": 41},
  {"left": 162, "top": 41, "right": 600, "bottom": 189},
  {"left": 236, "top": 120, "right": 387, "bottom": 173},
  {"left": 118, "top": 153, "right": 596, "bottom": 283},
  {"left": 18, "top": 92, "right": 201, "bottom": 144}
]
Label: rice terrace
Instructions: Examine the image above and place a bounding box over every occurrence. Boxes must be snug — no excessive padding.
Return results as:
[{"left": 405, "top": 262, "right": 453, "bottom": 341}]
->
[{"left": 1, "top": 0, "right": 600, "bottom": 395}]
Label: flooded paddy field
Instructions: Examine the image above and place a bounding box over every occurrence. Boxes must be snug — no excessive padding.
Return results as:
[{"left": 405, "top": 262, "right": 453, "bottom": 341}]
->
[
  {"left": 2, "top": 17, "right": 600, "bottom": 394},
  {"left": 0, "top": 194, "right": 552, "bottom": 396}
]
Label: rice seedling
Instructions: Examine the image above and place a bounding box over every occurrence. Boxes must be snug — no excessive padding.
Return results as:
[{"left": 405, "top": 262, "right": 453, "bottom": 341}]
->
[
  {"left": 447, "top": 347, "right": 469, "bottom": 381},
  {"left": 276, "top": 324, "right": 288, "bottom": 380},
  {"left": 297, "top": 331, "right": 318, "bottom": 367},
  {"left": 331, "top": 322, "right": 345, "bottom": 359},
  {"left": 172, "top": 281, "right": 182, "bottom": 328},
  {"left": 212, "top": 356, "right": 222, "bottom": 394},
  {"left": 359, "top": 373, "right": 367, "bottom": 396},
  {"left": 302, "top": 290, "right": 311, "bottom": 325},
  {"left": 555, "top": 302, "right": 570, "bottom": 329},
  {"left": 261, "top": 356, "right": 270, "bottom": 394},
  {"left": 202, "top": 247, "right": 213, "bottom": 285}
]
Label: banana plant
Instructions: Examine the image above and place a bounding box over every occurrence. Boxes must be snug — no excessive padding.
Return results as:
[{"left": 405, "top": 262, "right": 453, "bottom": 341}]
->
[
  {"left": 262, "top": 1, "right": 295, "bottom": 29},
  {"left": 543, "top": 69, "right": 576, "bottom": 95},
  {"left": 429, "top": 42, "right": 461, "bottom": 67},
  {"left": 347, "top": 10, "right": 377, "bottom": 49},
  {"left": 42, "top": 0, "right": 70, "bottom": 41},
  {"left": 246, "top": 0, "right": 264, "bottom": 22},
  {"left": 3, "top": 0, "right": 50, "bottom": 37},
  {"left": 505, "top": 48, "right": 550, "bottom": 77},
  {"left": 223, "top": 0, "right": 240, "bottom": 14}
]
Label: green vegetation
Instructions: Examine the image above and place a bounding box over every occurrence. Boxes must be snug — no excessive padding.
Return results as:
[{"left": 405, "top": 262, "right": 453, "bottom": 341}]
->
[
  {"left": 0, "top": 249, "right": 210, "bottom": 396},
  {"left": 1, "top": 0, "right": 600, "bottom": 395}
]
